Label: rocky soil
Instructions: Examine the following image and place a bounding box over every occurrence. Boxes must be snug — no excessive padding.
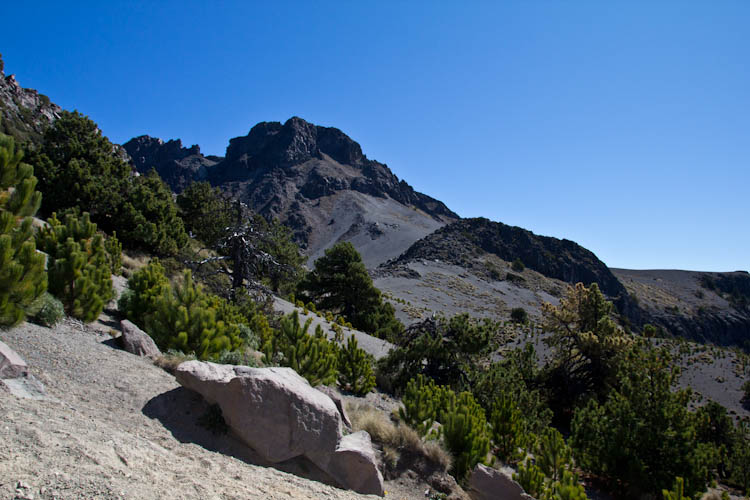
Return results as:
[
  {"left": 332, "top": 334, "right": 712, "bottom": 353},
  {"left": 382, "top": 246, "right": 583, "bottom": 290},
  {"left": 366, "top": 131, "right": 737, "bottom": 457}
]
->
[{"left": 0, "top": 319, "right": 419, "bottom": 500}]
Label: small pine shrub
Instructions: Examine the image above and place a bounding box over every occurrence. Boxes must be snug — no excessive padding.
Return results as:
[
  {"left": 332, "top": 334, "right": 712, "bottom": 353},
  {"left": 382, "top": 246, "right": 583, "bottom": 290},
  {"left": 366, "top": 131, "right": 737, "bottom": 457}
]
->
[
  {"left": 399, "top": 375, "right": 450, "bottom": 438},
  {"left": 511, "top": 258, "right": 525, "bottom": 272},
  {"left": 510, "top": 307, "right": 528, "bottom": 324},
  {"left": 27, "top": 292, "right": 65, "bottom": 327},
  {"left": 0, "top": 133, "right": 47, "bottom": 326},
  {"left": 662, "top": 477, "right": 689, "bottom": 500},
  {"left": 337, "top": 335, "right": 375, "bottom": 396},
  {"left": 118, "top": 259, "right": 170, "bottom": 328},
  {"left": 37, "top": 212, "right": 115, "bottom": 322},
  {"left": 263, "top": 311, "right": 338, "bottom": 386},
  {"left": 536, "top": 427, "right": 572, "bottom": 482},
  {"left": 441, "top": 390, "right": 490, "bottom": 480},
  {"left": 514, "top": 461, "right": 546, "bottom": 498},
  {"left": 104, "top": 232, "right": 123, "bottom": 275},
  {"left": 489, "top": 393, "right": 528, "bottom": 463},
  {"left": 146, "top": 270, "right": 243, "bottom": 360}
]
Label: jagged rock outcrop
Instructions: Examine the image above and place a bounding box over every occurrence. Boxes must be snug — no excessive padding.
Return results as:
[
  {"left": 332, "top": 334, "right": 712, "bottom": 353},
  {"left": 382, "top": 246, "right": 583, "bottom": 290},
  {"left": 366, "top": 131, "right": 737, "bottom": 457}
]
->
[
  {"left": 175, "top": 361, "right": 384, "bottom": 496},
  {"left": 387, "top": 217, "right": 630, "bottom": 302},
  {"left": 0, "top": 54, "right": 61, "bottom": 145},
  {"left": 122, "top": 135, "right": 221, "bottom": 192}
]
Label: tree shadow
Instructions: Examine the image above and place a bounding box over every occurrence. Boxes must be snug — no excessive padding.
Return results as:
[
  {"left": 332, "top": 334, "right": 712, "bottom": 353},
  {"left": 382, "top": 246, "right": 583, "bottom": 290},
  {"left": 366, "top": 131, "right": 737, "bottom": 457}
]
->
[{"left": 142, "top": 387, "right": 339, "bottom": 487}]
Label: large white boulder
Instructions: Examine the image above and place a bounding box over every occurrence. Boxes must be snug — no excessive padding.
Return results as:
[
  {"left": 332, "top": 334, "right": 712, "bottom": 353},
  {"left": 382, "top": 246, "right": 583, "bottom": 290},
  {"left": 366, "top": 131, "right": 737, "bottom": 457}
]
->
[{"left": 175, "top": 361, "right": 384, "bottom": 496}]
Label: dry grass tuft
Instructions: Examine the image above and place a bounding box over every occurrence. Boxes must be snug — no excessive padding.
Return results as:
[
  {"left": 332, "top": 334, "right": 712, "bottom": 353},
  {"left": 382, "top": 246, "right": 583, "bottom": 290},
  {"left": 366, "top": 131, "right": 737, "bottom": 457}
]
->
[
  {"left": 422, "top": 439, "right": 453, "bottom": 471},
  {"left": 700, "top": 493, "right": 721, "bottom": 500},
  {"left": 154, "top": 350, "right": 196, "bottom": 374},
  {"left": 346, "top": 401, "right": 451, "bottom": 473},
  {"left": 121, "top": 251, "right": 150, "bottom": 278}
]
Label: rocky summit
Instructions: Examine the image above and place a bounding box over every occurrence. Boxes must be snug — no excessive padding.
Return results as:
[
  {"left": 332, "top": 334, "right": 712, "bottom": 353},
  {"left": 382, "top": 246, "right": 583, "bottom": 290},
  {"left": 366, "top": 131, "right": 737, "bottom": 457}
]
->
[
  {"left": 0, "top": 54, "right": 61, "bottom": 145},
  {"left": 125, "top": 116, "right": 458, "bottom": 266}
]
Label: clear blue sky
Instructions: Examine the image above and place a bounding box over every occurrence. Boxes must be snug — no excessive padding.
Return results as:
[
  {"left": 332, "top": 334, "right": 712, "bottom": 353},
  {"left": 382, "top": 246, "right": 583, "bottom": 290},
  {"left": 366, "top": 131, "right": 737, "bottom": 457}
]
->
[{"left": 2, "top": 1, "right": 748, "bottom": 272}]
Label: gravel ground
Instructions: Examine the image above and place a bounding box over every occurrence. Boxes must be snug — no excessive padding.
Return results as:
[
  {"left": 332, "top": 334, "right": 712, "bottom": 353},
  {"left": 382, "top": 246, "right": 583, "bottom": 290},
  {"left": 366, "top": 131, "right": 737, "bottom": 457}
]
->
[{"left": 0, "top": 319, "right": 383, "bottom": 500}]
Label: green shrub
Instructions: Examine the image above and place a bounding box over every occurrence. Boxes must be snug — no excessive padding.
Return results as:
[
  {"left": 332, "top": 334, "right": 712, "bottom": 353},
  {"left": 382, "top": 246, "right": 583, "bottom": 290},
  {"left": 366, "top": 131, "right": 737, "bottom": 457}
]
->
[
  {"left": 399, "top": 375, "right": 450, "bottom": 438},
  {"left": 263, "top": 311, "right": 338, "bottom": 386},
  {"left": 337, "top": 335, "right": 375, "bottom": 396},
  {"left": 0, "top": 133, "right": 47, "bottom": 327},
  {"left": 29, "top": 111, "right": 188, "bottom": 255},
  {"left": 27, "top": 292, "right": 64, "bottom": 327},
  {"left": 441, "top": 391, "right": 490, "bottom": 481},
  {"left": 489, "top": 393, "right": 528, "bottom": 463},
  {"left": 510, "top": 307, "right": 528, "bottom": 324},
  {"left": 118, "top": 259, "right": 170, "bottom": 328},
  {"left": 514, "top": 461, "right": 546, "bottom": 498},
  {"left": 662, "top": 477, "right": 689, "bottom": 500},
  {"left": 511, "top": 258, "right": 525, "bottom": 272},
  {"left": 36, "top": 212, "right": 115, "bottom": 322},
  {"left": 298, "top": 242, "right": 403, "bottom": 341},
  {"left": 146, "top": 270, "right": 243, "bottom": 359}
]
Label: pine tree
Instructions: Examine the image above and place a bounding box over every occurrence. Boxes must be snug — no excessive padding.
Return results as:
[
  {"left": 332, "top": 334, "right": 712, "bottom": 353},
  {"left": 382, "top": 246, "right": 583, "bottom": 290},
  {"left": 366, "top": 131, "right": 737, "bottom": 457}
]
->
[
  {"left": 489, "top": 393, "right": 528, "bottom": 463},
  {"left": 337, "top": 335, "right": 375, "bottom": 396},
  {"left": 536, "top": 427, "right": 572, "bottom": 483},
  {"left": 441, "top": 391, "right": 490, "bottom": 481},
  {"left": 0, "top": 133, "right": 47, "bottom": 326},
  {"left": 263, "top": 311, "right": 338, "bottom": 386},
  {"left": 118, "top": 259, "right": 170, "bottom": 328},
  {"left": 36, "top": 212, "right": 114, "bottom": 322},
  {"left": 398, "top": 375, "right": 450, "bottom": 438},
  {"left": 145, "top": 270, "right": 243, "bottom": 359},
  {"left": 662, "top": 477, "right": 689, "bottom": 500},
  {"left": 514, "top": 461, "right": 546, "bottom": 498}
]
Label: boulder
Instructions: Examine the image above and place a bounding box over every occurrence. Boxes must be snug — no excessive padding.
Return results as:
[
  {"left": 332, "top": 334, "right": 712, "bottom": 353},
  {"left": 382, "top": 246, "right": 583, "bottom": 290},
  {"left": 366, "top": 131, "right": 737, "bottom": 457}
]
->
[
  {"left": 0, "top": 340, "right": 28, "bottom": 378},
  {"left": 327, "top": 431, "right": 384, "bottom": 496},
  {"left": 468, "top": 464, "right": 534, "bottom": 500},
  {"left": 119, "top": 320, "right": 161, "bottom": 358},
  {"left": 175, "top": 361, "right": 384, "bottom": 496},
  {"left": 315, "top": 384, "right": 352, "bottom": 429}
]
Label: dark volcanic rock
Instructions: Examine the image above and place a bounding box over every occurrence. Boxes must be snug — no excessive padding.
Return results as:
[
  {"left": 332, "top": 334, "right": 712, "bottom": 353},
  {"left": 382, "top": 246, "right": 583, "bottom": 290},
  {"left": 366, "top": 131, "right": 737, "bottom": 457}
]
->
[
  {"left": 122, "top": 135, "right": 220, "bottom": 192},
  {"left": 387, "top": 217, "right": 633, "bottom": 309},
  {"left": 0, "top": 54, "right": 61, "bottom": 145},
  {"left": 210, "top": 117, "right": 457, "bottom": 220}
]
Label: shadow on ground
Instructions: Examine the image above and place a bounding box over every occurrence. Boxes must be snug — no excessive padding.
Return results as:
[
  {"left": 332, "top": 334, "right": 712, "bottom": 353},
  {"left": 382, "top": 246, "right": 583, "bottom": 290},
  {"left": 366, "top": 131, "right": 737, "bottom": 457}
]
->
[{"left": 142, "top": 387, "right": 339, "bottom": 487}]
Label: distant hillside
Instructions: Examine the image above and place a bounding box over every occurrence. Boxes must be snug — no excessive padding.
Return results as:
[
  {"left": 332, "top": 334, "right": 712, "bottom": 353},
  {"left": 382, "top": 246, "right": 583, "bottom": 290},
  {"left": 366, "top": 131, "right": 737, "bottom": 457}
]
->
[
  {"left": 124, "top": 117, "right": 458, "bottom": 266},
  {"left": 386, "top": 217, "right": 628, "bottom": 299},
  {"left": 614, "top": 268, "right": 750, "bottom": 347}
]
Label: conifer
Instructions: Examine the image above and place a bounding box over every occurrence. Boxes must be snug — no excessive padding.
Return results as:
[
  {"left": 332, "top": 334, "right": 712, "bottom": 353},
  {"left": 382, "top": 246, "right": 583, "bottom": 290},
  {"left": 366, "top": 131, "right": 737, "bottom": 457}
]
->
[
  {"left": 441, "top": 391, "right": 490, "bottom": 480},
  {"left": 263, "top": 311, "right": 338, "bottom": 386},
  {"left": 146, "top": 270, "right": 242, "bottom": 359},
  {"left": 0, "top": 133, "right": 47, "bottom": 326},
  {"left": 337, "top": 335, "right": 375, "bottom": 396},
  {"left": 37, "top": 212, "right": 115, "bottom": 322},
  {"left": 118, "top": 259, "right": 170, "bottom": 328}
]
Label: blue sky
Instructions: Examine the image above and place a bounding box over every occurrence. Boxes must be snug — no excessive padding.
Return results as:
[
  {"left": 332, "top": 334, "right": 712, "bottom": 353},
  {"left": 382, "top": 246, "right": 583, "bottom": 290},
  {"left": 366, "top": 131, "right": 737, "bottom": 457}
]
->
[{"left": 2, "top": 1, "right": 748, "bottom": 271}]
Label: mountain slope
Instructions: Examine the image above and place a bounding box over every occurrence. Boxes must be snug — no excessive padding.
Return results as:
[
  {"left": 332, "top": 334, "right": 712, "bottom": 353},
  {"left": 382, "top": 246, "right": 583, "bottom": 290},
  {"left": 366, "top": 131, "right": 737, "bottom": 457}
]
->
[
  {"left": 614, "top": 268, "right": 750, "bottom": 346},
  {"left": 125, "top": 117, "right": 458, "bottom": 266}
]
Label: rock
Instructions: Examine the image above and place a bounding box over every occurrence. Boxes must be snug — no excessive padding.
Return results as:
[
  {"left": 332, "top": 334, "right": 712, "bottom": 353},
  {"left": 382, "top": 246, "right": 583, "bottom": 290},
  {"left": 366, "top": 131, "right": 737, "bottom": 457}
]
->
[
  {"left": 119, "top": 320, "right": 161, "bottom": 359},
  {"left": 327, "top": 431, "right": 384, "bottom": 496},
  {"left": 468, "top": 464, "right": 534, "bottom": 500},
  {"left": 175, "top": 363, "right": 339, "bottom": 462},
  {"left": 315, "top": 384, "right": 352, "bottom": 429},
  {"left": 0, "top": 340, "right": 28, "bottom": 378},
  {"left": 175, "top": 361, "right": 385, "bottom": 496}
]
